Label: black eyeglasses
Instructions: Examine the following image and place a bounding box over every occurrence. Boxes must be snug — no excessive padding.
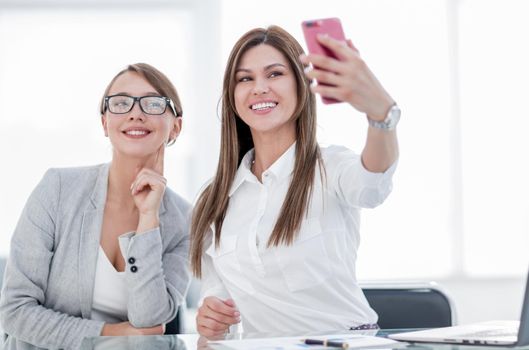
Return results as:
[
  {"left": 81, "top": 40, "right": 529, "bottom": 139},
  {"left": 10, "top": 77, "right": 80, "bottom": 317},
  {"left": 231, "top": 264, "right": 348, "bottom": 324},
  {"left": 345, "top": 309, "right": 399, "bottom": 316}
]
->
[{"left": 104, "top": 94, "right": 179, "bottom": 116}]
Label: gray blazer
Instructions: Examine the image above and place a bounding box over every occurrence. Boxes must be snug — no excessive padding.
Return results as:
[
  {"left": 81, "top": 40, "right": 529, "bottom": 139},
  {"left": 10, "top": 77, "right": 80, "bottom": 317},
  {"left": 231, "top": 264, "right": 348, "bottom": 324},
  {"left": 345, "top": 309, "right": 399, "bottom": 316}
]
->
[{"left": 0, "top": 164, "right": 191, "bottom": 350}]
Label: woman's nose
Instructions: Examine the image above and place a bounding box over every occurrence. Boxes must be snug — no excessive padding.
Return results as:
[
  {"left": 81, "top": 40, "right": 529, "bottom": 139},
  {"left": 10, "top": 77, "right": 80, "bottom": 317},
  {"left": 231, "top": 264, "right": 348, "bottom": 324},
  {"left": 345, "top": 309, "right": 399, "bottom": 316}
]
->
[
  {"left": 252, "top": 78, "right": 270, "bottom": 95},
  {"left": 128, "top": 101, "right": 146, "bottom": 121}
]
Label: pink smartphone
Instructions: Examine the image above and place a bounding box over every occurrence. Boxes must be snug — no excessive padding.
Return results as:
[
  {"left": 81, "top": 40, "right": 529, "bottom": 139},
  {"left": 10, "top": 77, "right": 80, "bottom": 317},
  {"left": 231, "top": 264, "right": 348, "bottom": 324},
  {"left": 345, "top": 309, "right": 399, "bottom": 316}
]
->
[{"left": 301, "top": 17, "right": 347, "bottom": 104}]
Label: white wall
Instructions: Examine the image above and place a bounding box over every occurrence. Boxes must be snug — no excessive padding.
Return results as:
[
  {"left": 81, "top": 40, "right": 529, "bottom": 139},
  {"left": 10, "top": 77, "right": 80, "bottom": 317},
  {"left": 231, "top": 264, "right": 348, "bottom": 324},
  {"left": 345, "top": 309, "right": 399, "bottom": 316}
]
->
[{"left": 440, "top": 277, "right": 527, "bottom": 324}]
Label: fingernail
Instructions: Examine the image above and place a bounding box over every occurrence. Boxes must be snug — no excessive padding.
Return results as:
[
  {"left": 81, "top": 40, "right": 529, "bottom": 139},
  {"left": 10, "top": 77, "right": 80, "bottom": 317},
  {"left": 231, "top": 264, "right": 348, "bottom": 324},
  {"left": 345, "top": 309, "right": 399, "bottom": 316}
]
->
[
  {"left": 317, "top": 33, "right": 328, "bottom": 39},
  {"left": 234, "top": 311, "right": 240, "bottom": 317}
]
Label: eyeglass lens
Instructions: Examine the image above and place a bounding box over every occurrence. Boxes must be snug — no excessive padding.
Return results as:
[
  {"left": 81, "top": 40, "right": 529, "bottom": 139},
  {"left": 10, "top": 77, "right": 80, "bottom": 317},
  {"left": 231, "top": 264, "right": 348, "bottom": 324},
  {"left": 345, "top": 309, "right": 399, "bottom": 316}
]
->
[{"left": 107, "top": 95, "right": 167, "bottom": 115}]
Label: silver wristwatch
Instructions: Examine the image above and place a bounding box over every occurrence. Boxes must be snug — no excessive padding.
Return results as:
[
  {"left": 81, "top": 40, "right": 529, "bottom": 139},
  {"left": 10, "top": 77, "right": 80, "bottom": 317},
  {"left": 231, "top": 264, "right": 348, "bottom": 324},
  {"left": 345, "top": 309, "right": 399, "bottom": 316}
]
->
[{"left": 367, "top": 104, "right": 401, "bottom": 131}]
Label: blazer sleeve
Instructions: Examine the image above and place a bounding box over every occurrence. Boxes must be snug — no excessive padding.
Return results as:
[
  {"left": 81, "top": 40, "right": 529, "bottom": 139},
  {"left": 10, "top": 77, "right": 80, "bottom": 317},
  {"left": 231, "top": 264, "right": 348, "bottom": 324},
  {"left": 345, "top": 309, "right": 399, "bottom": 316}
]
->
[
  {"left": 0, "top": 169, "right": 104, "bottom": 350},
  {"left": 118, "top": 209, "right": 191, "bottom": 328}
]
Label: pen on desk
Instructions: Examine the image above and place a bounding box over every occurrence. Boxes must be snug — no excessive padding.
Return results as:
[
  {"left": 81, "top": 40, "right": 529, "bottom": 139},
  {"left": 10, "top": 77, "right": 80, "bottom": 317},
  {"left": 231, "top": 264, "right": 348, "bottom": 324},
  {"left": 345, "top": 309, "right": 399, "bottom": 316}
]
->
[{"left": 304, "top": 338, "right": 349, "bottom": 349}]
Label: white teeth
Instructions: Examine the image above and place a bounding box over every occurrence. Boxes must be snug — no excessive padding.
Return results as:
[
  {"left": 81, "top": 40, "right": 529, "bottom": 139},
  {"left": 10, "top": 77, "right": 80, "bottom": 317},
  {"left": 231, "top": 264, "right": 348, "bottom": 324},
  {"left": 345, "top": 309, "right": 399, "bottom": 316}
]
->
[
  {"left": 126, "top": 130, "right": 148, "bottom": 136},
  {"left": 251, "top": 102, "right": 277, "bottom": 110}
]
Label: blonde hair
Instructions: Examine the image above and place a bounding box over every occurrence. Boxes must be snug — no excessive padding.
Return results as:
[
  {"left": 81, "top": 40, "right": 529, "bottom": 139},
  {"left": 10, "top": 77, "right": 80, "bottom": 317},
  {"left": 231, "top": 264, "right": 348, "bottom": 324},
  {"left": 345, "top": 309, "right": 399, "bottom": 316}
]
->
[{"left": 190, "top": 26, "right": 322, "bottom": 277}]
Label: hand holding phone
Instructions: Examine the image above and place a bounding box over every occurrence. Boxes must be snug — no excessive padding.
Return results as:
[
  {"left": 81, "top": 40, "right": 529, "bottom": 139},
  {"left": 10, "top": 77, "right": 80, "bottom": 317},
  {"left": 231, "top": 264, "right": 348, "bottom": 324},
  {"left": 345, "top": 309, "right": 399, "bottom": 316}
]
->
[{"left": 301, "top": 17, "right": 347, "bottom": 104}]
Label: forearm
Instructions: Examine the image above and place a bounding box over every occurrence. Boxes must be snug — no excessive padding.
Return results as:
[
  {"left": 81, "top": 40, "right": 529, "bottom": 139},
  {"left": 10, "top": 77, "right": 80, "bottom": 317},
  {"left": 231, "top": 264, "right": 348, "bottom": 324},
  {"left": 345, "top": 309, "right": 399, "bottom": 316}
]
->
[
  {"left": 0, "top": 300, "right": 103, "bottom": 350},
  {"left": 136, "top": 212, "right": 159, "bottom": 234},
  {"left": 120, "top": 229, "right": 189, "bottom": 327},
  {"left": 361, "top": 126, "right": 399, "bottom": 173}
]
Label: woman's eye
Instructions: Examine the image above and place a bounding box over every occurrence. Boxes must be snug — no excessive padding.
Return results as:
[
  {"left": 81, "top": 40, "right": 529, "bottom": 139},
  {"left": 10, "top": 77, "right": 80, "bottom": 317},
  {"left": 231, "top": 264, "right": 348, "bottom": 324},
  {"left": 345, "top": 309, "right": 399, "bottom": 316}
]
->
[
  {"left": 114, "top": 101, "right": 130, "bottom": 107},
  {"left": 269, "top": 71, "right": 283, "bottom": 78},
  {"left": 238, "top": 76, "right": 251, "bottom": 82}
]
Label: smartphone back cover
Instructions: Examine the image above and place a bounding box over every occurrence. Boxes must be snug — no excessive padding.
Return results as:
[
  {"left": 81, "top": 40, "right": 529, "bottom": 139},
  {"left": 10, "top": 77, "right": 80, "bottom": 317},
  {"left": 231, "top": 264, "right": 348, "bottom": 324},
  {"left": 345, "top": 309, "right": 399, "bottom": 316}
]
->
[
  {"left": 301, "top": 18, "right": 346, "bottom": 104},
  {"left": 302, "top": 18, "right": 346, "bottom": 59}
]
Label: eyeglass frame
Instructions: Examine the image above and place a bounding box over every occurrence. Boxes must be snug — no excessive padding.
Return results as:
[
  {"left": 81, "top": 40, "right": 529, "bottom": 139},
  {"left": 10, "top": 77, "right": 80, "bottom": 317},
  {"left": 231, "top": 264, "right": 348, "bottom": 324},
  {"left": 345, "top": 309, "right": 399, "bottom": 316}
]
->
[{"left": 103, "top": 94, "right": 181, "bottom": 117}]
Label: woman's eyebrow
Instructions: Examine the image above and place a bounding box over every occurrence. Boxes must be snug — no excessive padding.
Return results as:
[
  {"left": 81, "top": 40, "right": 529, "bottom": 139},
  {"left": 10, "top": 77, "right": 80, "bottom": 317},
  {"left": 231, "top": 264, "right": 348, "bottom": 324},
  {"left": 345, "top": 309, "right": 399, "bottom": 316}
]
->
[
  {"left": 111, "top": 91, "right": 160, "bottom": 96},
  {"left": 264, "top": 63, "right": 287, "bottom": 70},
  {"left": 235, "top": 63, "right": 287, "bottom": 74}
]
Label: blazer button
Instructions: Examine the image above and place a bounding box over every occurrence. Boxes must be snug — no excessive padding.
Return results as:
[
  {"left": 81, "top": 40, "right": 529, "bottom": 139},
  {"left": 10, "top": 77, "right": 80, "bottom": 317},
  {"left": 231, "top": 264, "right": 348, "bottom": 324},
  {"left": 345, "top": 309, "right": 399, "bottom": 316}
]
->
[
  {"left": 128, "top": 257, "right": 136, "bottom": 264},
  {"left": 130, "top": 265, "right": 138, "bottom": 273}
]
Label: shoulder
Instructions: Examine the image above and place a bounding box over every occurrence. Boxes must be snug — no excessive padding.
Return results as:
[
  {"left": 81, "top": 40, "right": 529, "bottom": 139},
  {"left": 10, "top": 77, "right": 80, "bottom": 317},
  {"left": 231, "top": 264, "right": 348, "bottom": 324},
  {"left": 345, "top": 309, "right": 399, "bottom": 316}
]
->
[
  {"left": 47, "top": 163, "right": 105, "bottom": 183},
  {"left": 35, "top": 163, "right": 106, "bottom": 197}
]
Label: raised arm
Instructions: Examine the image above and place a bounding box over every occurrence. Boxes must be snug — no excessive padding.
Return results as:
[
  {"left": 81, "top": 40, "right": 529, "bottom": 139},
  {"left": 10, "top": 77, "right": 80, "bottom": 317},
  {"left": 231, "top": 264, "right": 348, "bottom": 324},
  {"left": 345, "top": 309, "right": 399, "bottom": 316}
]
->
[{"left": 301, "top": 35, "right": 399, "bottom": 173}]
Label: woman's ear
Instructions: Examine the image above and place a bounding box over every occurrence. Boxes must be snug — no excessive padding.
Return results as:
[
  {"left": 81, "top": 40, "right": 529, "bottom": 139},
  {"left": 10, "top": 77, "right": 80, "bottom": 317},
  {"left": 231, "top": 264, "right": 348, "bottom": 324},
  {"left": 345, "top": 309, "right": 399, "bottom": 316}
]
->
[
  {"left": 101, "top": 115, "right": 109, "bottom": 137},
  {"left": 169, "top": 116, "right": 182, "bottom": 142}
]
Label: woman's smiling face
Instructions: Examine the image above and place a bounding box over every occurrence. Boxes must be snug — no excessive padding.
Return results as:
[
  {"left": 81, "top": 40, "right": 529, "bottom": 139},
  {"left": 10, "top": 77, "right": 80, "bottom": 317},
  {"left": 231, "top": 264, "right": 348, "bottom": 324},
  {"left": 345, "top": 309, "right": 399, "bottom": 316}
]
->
[
  {"left": 234, "top": 44, "right": 298, "bottom": 139},
  {"left": 101, "top": 71, "right": 180, "bottom": 158}
]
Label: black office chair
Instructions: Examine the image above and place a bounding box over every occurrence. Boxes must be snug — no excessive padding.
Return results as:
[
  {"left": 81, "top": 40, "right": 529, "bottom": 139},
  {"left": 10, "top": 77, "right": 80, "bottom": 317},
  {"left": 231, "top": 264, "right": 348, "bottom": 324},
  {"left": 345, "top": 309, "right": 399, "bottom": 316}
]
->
[
  {"left": 165, "top": 303, "right": 186, "bottom": 334},
  {"left": 166, "top": 278, "right": 203, "bottom": 334},
  {"left": 361, "top": 282, "right": 456, "bottom": 329}
]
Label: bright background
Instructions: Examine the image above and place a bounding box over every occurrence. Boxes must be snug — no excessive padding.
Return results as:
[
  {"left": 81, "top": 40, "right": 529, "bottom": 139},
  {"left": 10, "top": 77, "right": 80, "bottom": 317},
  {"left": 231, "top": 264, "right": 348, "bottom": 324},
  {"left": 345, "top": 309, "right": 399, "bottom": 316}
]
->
[{"left": 1, "top": 0, "right": 528, "bottom": 329}]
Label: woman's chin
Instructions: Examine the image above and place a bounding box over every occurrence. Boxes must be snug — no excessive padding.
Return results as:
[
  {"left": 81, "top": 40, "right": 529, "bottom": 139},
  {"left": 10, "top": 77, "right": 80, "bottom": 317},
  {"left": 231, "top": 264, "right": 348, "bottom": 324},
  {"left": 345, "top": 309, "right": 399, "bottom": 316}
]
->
[{"left": 113, "top": 144, "right": 161, "bottom": 160}]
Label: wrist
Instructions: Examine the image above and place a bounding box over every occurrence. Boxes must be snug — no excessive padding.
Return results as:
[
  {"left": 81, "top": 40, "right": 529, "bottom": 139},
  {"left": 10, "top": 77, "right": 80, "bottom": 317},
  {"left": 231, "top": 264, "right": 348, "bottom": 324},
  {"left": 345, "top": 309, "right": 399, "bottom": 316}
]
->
[
  {"left": 137, "top": 213, "right": 160, "bottom": 234},
  {"left": 101, "top": 323, "right": 116, "bottom": 336},
  {"left": 366, "top": 98, "right": 395, "bottom": 122},
  {"left": 367, "top": 103, "right": 401, "bottom": 131}
]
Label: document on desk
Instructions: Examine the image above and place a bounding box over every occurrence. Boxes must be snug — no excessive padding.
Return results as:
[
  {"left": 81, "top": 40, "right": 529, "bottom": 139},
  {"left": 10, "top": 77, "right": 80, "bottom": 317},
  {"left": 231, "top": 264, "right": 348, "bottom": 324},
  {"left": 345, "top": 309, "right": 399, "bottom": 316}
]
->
[{"left": 208, "top": 333, "right": 402, "bottom": 350}]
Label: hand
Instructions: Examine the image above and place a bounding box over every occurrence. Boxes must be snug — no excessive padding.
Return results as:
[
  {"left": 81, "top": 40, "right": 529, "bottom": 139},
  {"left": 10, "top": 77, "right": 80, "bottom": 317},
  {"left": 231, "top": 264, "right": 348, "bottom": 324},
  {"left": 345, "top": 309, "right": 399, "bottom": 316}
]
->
[
  {"left": 130, "top": 145, "right": 166, "bottom": 233},
  {"left": 196, "top": 297, "right": 241, "bottom": 338},
  {"left": 197, "top": 335, "right": 225, "bottom": 349},
  {"left": 101, "top": 321, "right": 165, "bottom": 336},
  {"left": 300, "top": 34, "right": 394, "bottom": 121}
]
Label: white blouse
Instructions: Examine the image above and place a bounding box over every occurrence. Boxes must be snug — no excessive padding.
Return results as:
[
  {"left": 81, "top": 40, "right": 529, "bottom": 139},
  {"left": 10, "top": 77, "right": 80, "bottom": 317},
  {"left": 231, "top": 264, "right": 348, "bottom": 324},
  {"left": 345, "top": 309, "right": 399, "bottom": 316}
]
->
[
  {"left": 200, "top": 143, "right": 397, "bottom": 333},
  {"left": 91, "top": 246, "right": 128, "bottom": 322}
]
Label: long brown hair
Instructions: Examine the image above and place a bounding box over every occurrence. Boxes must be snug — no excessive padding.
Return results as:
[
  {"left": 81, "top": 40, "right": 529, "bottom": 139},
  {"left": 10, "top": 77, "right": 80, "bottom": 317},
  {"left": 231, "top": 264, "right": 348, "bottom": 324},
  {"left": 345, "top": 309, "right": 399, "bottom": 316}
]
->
[{"left": 190, "top": 26, "right": 322, "bottom": 277}]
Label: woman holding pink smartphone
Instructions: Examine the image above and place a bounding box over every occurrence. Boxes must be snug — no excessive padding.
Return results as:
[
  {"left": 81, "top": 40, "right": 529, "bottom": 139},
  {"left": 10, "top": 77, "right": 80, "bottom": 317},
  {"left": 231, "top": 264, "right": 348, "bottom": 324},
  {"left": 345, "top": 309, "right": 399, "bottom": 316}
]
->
[{"left": 190, "top": 23, "right": 400, "bottom": 337}]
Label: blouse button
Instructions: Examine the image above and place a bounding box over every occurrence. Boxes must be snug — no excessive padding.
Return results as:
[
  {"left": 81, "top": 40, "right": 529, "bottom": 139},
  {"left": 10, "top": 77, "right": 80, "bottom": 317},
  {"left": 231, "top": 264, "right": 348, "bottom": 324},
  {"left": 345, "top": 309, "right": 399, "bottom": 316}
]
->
[
  {"left": 128, "top": 257, "right": 136, "bottom": 264},
  {"left": 130, "top": 265, "right": 138, "bottom": 273}
]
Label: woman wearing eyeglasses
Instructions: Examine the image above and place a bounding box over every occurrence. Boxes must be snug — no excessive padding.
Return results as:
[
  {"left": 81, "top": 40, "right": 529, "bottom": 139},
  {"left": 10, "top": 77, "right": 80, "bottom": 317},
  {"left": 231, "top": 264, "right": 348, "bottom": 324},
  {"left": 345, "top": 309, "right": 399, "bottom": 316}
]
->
[{"left": 0, "top": 63, "right": 190, "bottom": 350}]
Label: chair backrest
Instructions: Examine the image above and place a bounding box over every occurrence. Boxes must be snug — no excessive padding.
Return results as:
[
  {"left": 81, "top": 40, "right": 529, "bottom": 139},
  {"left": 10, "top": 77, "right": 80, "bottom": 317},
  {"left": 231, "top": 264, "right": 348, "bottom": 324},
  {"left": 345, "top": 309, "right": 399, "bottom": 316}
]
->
[
  {"left": 361, "top": 282, "right": 456, "bottom": 329},
  {"left": 165, "top": 303, "right": 186, "bottom": 334}
]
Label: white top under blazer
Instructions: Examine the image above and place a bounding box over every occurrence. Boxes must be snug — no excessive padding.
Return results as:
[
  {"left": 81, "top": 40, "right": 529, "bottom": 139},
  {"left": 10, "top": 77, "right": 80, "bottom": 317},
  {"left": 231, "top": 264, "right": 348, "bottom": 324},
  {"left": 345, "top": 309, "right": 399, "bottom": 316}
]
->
[
  {"left": 91, "top": 246, "right": 128, "bottom": 322},
  {"left": 200, "top": 143, "right": 397, "bottom": 333}
]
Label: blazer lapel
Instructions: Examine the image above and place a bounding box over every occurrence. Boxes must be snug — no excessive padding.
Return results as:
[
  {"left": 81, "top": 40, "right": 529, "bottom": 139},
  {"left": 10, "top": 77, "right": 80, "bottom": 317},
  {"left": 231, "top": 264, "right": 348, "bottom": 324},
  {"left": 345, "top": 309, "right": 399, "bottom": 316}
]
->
[{"left": 78, "top": 163, "right": 109, "bottom": 318}]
